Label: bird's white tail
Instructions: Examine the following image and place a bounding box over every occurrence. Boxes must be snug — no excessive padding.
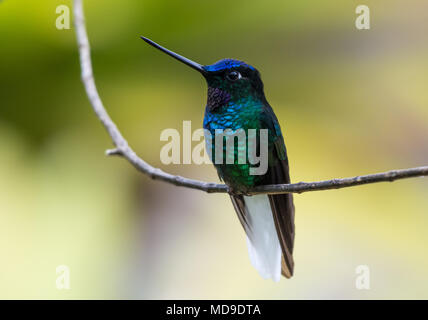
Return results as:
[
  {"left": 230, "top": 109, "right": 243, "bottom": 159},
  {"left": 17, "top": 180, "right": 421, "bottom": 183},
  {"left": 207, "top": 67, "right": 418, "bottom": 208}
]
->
[{"left": 244, "top": 195, "right": 282, "bottom": 282}]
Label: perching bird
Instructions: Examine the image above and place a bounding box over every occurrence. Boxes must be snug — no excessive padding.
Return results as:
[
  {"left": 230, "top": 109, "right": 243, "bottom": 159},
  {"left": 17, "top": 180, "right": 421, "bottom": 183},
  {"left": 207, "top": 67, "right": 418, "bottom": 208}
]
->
[{"left": 141, "top": 37, "right": 295, "bottom": 281}]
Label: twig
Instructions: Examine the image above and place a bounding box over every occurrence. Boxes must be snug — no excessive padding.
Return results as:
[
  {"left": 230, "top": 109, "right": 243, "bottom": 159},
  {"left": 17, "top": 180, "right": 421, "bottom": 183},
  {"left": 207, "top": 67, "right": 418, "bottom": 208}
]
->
[{"left": 73, "top": 0, "right": 428, "bottom": 195}]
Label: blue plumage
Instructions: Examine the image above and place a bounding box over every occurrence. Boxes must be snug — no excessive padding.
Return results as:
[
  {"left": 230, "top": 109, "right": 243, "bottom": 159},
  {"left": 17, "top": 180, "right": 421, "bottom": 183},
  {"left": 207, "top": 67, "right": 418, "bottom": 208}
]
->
[{"left": 203, "top": 59, "right": 255, "bottom": 72}]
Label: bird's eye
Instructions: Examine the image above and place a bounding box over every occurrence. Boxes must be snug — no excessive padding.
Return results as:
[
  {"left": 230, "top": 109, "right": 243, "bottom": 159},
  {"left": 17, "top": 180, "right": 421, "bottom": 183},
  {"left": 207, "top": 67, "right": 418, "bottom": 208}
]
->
[{"left": 226, "top": 71, "right": 242, "bottom": 81}]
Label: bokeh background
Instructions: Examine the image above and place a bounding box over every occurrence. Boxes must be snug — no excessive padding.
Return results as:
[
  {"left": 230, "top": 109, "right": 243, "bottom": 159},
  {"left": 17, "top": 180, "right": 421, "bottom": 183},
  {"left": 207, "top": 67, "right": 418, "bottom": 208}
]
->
[{"left": 0, "top": 0, "right": 427, "bottom": 299}]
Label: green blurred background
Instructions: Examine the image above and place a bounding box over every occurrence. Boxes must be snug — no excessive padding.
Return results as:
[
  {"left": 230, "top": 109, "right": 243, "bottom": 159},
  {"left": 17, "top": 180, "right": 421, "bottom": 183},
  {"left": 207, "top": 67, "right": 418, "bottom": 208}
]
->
[{"left": 0, "top": 0, "right": 427, "bottom": 299}]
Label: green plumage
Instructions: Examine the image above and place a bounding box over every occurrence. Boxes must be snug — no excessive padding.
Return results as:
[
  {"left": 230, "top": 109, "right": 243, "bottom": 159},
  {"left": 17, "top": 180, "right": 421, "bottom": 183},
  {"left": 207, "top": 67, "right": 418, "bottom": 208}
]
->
[
  {"left": 140, "top": 35, "right": 295, "bottom": 279},
  {"left": 203, "top": 74, "right": 286, "bottom": 192}
]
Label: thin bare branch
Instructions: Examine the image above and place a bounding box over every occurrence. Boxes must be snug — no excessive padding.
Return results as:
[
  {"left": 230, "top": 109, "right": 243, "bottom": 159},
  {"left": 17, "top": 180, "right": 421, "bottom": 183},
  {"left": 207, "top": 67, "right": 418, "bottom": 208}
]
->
[
  {"left": 248, "top": 166, "right": 428, "bottom": 195},
  {"left": 73, "top": 0, "right": 428, "bottom": 195}
]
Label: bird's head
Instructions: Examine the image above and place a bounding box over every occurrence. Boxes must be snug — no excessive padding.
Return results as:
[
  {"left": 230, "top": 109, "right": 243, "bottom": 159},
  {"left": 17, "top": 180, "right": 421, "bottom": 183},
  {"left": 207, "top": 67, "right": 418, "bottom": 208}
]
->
[{"left": 141, "top": 37, "right": 266, "bottom": 104}]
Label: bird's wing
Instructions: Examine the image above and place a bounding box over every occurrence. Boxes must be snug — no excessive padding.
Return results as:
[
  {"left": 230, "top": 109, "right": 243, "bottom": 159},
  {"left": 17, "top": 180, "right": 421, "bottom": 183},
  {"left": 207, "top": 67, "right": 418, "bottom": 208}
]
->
[
  {"left": 260, "top": 107, "right": 295, "bottom": 278},
  {"left": 267, "top": 138, "right": 295, "bottom": 278}
]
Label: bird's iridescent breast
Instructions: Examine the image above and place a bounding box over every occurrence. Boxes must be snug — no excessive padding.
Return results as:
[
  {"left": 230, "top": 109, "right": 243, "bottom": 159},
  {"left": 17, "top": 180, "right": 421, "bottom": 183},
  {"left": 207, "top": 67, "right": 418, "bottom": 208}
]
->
[{"left": 203, "top": 92, "right": 268, "bottom": 190}]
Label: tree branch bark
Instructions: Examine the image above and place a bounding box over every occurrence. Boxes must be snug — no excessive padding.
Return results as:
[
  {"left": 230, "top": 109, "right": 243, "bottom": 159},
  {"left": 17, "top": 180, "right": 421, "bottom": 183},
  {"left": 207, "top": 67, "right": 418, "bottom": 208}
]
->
[{"left": 73, "top": 0, "right": 428, "bottom": 195}]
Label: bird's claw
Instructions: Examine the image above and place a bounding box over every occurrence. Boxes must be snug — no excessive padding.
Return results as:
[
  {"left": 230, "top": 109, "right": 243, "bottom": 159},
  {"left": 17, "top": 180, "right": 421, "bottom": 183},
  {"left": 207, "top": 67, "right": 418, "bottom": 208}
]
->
[{"left": 227, "top": 186, "right": 251, "bottom": 197}]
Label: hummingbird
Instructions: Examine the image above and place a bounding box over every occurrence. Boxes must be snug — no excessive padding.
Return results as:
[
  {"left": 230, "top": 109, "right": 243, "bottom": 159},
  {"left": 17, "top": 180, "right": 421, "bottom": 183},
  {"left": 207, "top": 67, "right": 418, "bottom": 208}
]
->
[{"left": 141, "top": 37, "right": 295, "bottom": 281}]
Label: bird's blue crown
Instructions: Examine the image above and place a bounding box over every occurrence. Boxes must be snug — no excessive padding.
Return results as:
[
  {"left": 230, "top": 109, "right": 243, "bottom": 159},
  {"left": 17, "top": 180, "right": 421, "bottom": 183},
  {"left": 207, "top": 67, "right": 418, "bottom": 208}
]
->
[{"left": 203, "top": 59, "right": 255, "bottom": 72}]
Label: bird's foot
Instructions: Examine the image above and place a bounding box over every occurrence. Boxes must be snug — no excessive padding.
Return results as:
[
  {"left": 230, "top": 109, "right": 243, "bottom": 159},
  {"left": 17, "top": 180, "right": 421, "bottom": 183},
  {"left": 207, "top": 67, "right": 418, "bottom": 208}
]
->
[{"left": 227, "top": 186, "right": 251, "bottom": 197}]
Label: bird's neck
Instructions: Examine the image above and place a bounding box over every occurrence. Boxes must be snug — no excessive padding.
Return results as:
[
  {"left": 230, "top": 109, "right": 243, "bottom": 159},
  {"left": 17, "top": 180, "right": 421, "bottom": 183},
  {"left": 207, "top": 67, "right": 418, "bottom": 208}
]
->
[{"left": 206, "top": 86, "right": 264, "bottom": 114}]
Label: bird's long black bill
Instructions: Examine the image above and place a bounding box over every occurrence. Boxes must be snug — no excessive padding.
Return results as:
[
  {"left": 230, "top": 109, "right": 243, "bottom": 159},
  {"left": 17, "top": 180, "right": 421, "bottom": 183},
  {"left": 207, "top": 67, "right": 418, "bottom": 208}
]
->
[{"left": 141, "top": 36, "right": 205, "bottom": 74}]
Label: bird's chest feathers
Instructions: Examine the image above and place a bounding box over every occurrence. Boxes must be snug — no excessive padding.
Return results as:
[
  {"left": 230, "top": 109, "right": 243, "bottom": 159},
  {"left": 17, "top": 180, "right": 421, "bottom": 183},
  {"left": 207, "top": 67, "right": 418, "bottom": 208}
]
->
[
  {"left": 203, "top": 93, "right": 266, "bottom": 190},
  {"left": 204, "top": 92, "right": 263, "bottom": 132}
]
